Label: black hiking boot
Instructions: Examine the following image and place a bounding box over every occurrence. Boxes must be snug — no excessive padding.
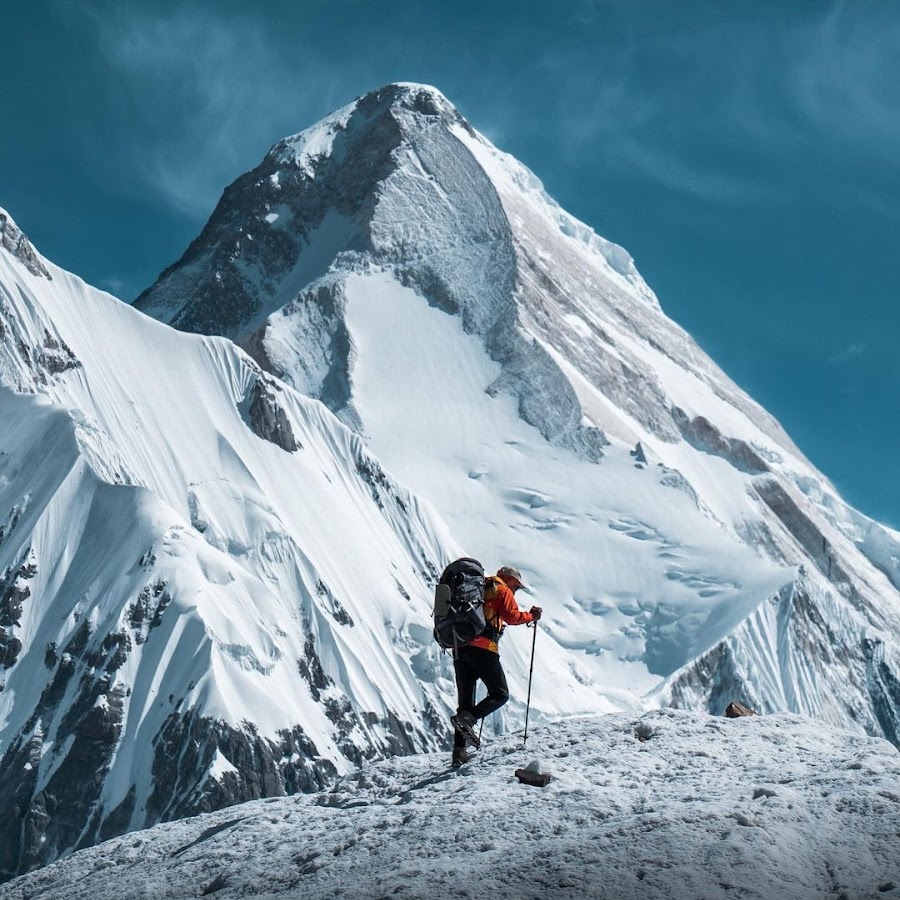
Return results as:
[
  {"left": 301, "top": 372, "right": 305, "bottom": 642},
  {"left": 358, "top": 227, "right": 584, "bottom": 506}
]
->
[
  {"left": 450, "top": 710, "right": 481, "bottom": 749},
  {"left": 451, "top": 746, "right": 470, "bottom": 769}
]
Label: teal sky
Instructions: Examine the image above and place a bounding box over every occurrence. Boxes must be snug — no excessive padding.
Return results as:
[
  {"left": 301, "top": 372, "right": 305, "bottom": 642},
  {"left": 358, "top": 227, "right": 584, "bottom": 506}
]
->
[{"left": 2, "top": 0, "right": 898, "bottom": 528}]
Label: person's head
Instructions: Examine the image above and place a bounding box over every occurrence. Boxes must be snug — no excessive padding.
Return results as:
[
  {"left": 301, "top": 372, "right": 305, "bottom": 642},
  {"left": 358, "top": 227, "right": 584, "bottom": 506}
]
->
[{"left": 497, "top": 565, "right": 526, "bottom": 593}]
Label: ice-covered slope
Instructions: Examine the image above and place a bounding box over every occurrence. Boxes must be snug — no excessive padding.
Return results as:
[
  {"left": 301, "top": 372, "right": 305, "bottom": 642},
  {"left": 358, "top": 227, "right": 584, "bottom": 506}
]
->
[
  {"left": 136, "top": 84, "right": 900, "bottom": 741},
  {"left": 0, "top": 208, "right": 467, "bottom": 878},
  {"left": 3, "top": 711, "right": 899, "bottom": 900}
]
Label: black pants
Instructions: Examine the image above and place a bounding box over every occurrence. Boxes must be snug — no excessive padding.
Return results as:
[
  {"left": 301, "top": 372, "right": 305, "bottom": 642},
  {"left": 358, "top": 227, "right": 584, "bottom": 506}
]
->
[{"left": 453, "top": 645, "right": 509, "bottom": 749}]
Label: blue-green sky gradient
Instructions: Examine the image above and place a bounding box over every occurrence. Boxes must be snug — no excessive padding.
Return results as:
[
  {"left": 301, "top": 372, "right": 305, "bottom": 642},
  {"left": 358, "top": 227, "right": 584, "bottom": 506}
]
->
[{"left": 2, "top": 0, "right": 898, "bottom": 526}]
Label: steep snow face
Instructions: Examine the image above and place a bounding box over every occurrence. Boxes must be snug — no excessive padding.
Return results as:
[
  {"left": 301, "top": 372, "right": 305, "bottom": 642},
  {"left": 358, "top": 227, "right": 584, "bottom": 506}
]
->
[
  {"left": 4, "top": 711, "right": 899, "bottom": 900},
  {"left": 135, "top": 84, "right": 900, "bottom": 745},
  {"left": 0, "top": 212, "right": 464, "bottom": 879}
]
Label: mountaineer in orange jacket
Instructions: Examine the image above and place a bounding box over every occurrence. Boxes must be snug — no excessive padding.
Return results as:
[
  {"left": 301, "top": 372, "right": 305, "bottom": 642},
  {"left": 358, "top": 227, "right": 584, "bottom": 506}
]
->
[{"left": 450, "top": 565, "right": 542, "bottom": 767}]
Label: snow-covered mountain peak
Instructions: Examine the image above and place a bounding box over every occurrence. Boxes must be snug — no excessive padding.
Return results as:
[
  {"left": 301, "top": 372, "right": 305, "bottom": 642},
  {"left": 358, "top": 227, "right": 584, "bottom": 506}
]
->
[
  {"left": 5, "top": 81, "right": 900, "bottom": 884},
  {"left": 134, "top": 84, "right": 900, "bottom": 762},
  {"left": 279, "top": 81, "right": 451, "bottom": 135},
  {"left": 270, "top": 84, "right": 458, "bottom": 175}
]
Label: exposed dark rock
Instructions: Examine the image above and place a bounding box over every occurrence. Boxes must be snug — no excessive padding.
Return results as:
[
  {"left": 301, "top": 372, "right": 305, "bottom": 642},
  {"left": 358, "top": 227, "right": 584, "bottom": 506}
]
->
[
  {"left": 146, "top": 711, "right": 337, "bottom": 825},
  {"left": 0, "top": 554, "right": 37, "bottom": 671},
  {"left": 0, "top": 677, "right": 128, "bottom": 879},
  {"left": 297, "top": 633, "right": 330, "bottom": 702},
  {"left": 672, "top": 407, "right": 769, "bottom": 475},
  {"left": 246, "top": 378, "right": 299, "bottom": 452},
  {"left": 0, "top": 632, "right": 22, "bottom": 669},
  {"left": 0, "top": 615, "right": 134, "bottom": 880},
  {"left": 39, "top": 329, "right": 80, "bottom": 375},
  {"left": 630, "top": 442, "right": 647, "bottom": 464},
  {"left": 0, "top": 212, "right": 51, "bottom": 279},
  {"left": 86, "top": 631, "right": 132, "bottom": 673},
  {"left": 126, "top": 580, "right": 172, "bottom": 643},
  {"left": 0, "top": 504, "right": 24, "bottom": 548},
  {"left": 98, "top": 785, "right": 136, "bottom": 843},
  {"left": 138, "top": 548, "right": 157, "bottom": 568},
  {"left": 315, "top": 580, "right": 354, "bottom": 626},
  {"left": 863, "top": 638, "right": 900, "bottom": 747},
  {"left": 43, "top": 641, "right": 58, "bottom": 668},
  {"left": 755, "top": 479, "right": 861, "bottom": 604},
  {"left": 0, "top": 731, "right": 44, "bottom": 881},
  {"left": 725, "top": 702, "right": 756, "bottom": 718},
  {"left": 355, "top": 448, "right": 406, "bottom": 513}
]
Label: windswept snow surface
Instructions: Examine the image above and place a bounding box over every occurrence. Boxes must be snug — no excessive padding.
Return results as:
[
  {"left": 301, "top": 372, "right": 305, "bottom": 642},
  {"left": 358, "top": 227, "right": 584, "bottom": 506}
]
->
[{"left": 3, "top": 711, "right": 899, "bottom": 900}]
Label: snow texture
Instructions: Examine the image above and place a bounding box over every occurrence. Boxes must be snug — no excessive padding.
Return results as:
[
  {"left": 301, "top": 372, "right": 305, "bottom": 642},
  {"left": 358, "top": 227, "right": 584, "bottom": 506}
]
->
[{"left": 2, "top": 711, "right": 899, "bottom": 900}]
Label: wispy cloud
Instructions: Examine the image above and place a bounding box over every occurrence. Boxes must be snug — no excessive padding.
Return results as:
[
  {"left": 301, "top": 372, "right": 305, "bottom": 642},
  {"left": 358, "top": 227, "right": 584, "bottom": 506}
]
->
[
  {"left": 59, "top": 1, "right": 900, "bottom": 221},
  {"left": 69, "top": 5, "right": 350, "bottom": 219},
  {"left": 488, "top": 2, "right": 900, "bottom": 207},
  {"left": 97, "top": 275, "right": 127, "bottom": 297},
  {"left": 830, "top": 342, "right": 867, "bottom": 364},
  {"left": 786, "top": 2, "right": 900, "bottom": 158}
]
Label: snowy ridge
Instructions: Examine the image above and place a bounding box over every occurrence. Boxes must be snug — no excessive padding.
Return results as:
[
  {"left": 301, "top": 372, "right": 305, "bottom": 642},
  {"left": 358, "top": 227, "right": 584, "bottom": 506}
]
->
[
  {"left": 0, "top": 213, "right": 464, "bottom": 878},
  {"left": 3, "top": 711, "right": 899, "bottom": 900},
  {"left": 135, "top": 84, "right": 900, "bottom": 740}
]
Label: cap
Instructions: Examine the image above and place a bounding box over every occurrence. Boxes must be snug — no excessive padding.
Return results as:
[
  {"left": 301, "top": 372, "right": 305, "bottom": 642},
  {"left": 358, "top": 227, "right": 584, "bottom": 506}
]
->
[{"left": 497, "top": 565, "right": 527, "bottom": 591}]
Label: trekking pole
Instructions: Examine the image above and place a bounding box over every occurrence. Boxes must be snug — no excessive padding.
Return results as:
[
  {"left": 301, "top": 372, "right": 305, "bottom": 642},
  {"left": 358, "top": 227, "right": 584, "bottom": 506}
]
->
[{"left": 523, "top": 622, "right": 538, "bottom": 749}]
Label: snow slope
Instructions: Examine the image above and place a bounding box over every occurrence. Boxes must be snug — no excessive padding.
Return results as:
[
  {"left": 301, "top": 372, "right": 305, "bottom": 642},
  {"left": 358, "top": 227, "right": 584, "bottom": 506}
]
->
[
  {"left": 3, "top": 711, "right": 899, "bottom": 900},
  {"left": 0, "top": 208, "right": 463, "bottom": 878},
  {"left": 136, "top": 84, "right": 900, "bottom": 741}
]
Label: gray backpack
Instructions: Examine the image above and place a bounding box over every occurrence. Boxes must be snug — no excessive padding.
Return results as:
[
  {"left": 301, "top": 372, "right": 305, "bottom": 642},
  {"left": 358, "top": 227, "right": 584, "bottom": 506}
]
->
[{"left": 433, "top": 557, "right": 487, "bottom": 649}]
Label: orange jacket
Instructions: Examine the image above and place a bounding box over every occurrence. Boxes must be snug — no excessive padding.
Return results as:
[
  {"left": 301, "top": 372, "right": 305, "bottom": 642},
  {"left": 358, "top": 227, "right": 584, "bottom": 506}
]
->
[{"left": 466, "top": 576, "right": 533, "bottom": 654}]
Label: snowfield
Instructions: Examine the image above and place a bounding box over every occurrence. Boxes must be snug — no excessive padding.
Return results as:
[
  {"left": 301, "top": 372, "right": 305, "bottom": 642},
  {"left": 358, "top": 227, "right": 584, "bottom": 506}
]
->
[{"left": 2, "top": 710, "right": 898, "bottom": 900}]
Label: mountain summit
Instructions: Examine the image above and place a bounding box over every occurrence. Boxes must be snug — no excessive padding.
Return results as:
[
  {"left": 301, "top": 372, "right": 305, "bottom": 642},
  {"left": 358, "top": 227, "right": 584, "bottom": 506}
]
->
[{"left": 138, "top": 82, "right": 900, "bottom": 739}]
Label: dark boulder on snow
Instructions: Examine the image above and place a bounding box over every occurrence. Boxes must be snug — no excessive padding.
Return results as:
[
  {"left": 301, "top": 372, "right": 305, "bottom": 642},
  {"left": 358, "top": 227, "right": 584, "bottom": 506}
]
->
[
  {"left": 725, "top": 702, "right": 756, "bottom": 718},
  {"left": 514, "top": 768, "right": 552, "bottom": 787}
]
